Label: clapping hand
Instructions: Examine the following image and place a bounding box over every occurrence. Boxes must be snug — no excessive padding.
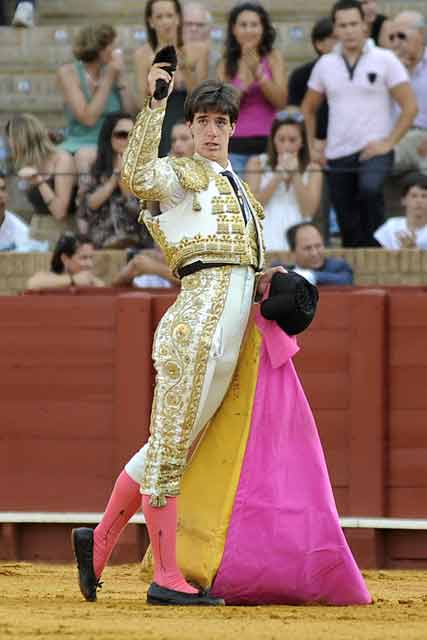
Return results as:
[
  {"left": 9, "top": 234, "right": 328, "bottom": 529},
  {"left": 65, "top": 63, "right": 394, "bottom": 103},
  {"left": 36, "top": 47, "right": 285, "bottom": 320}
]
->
[
  {"left": 241, "top": 45, "right": 261, "bottom": 78},
  {"left": 277, "top": 152, "right": 299, "bottom": 179},
  {"left": 396, "top": 230, "right": 417, "bottom": 249}
]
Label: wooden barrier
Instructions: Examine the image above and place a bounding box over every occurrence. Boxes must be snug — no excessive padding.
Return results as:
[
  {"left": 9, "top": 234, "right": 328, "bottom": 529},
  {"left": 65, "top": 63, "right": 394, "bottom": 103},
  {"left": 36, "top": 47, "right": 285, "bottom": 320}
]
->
[
  {"left": 0, "top": 287, "right": 427, "bottom": 568},
  {"left": 2, "top": 248, "right": 427, "bottom": 296}
]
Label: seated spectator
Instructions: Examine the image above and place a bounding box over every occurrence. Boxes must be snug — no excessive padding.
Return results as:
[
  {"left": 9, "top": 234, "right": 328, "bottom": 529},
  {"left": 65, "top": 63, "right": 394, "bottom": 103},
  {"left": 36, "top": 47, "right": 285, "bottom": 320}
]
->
[
  {"left": 288, "top": 17, "right": 335, "bottom": 143},
  {"left": 183, "top": 2, "right": 220, "bottom": 79},
  {"left": 134, "top": 0, "right": 209, "bottom": 157},
  {"left": 0, "top": 1, "right": 35, "bottom": 27},
  {"left": 11, "top": 0, "right": 36, "bottom": 27},
  {"left": 6, "top": 114, "right": 77, "bottom": 248},
  {"left": 360, "top": 0, "right": 389, "bottom": 47},
  {"left": 77, "top": 112, "right": 149, "bottom": 249},
  {"left": 286, "top": 222, "right": 354, "bottom": 286},
  {"left": 57, "top": 24, "right": 136, "bottom": 176},
  {"left": 113, "top": 248, "right": 179, "bottom": 289},
  {"left": 374, "top": 174, "right": 427, "bottom": 249},
  {"left": 170, "top": 120, "right": 195, "bottom": 157},
  {"left": 246, "top": 111, "right": 322, "bottom": 251},
  {"left": 0, "top": 171, "right": 47, "bottom": 251},
  {"left": 389, "top": 11, "right": 427, "bottom": 176},
  {"left": 27, "top": 232, "right": 104, "bottom": 290},
  {"left": 217, "top": 2, "right": 287, "bottom": 176}
]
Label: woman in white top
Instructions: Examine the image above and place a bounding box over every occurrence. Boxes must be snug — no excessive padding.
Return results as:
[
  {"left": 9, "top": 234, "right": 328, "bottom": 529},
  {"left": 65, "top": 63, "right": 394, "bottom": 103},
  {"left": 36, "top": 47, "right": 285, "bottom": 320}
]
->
[
  {"left": 246, "top": 110, "right": 322, "bottom": 252},
  {"left": 374, "top": 176, "right": 427, "bottom": 250}
]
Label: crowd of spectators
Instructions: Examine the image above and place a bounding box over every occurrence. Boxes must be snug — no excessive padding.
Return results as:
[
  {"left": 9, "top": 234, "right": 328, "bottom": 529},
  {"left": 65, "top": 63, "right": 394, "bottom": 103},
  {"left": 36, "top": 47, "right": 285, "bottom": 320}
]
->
[{"left": 1, "top": 0, "right": 427, "bottom": 293}]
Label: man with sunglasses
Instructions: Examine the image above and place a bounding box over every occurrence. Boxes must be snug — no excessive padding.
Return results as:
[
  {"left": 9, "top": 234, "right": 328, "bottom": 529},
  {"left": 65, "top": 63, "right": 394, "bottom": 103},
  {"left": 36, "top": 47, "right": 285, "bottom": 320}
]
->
[
  {"left": 390, "top": 11, "right": 427, "bottom": 176},
  {"left": 302, "top": 0, "right": 417, "bottom": 247}
]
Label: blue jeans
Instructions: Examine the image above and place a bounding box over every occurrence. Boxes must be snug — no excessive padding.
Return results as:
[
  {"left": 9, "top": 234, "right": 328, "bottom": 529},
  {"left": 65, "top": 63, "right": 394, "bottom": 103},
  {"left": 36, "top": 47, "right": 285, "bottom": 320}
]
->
[
  {"left": 229, "top": 153, "right": 250, "bottom": 178},
  {"left": 326, "top": 150, "right": 394, "bottom": 247}
]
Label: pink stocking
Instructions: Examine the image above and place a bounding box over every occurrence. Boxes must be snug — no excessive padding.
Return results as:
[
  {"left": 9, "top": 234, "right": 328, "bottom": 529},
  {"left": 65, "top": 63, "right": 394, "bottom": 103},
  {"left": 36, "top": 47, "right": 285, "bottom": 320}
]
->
[
  {"left": 142, "top": 494, "right": 198, "bottom": 594},
  {"left": 93, "top": 470, "right": 141, "bottom": 578}
]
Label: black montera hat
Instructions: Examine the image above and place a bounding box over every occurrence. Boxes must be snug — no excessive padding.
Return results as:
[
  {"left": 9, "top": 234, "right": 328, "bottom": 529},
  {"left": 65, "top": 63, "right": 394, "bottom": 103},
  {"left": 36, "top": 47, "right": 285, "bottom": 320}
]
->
[
  {"left": 152, "top": 46, "right": 177, "bottom": 100},
  {"left": 260, "top": 271, "right": 319, "bottom": 335}
]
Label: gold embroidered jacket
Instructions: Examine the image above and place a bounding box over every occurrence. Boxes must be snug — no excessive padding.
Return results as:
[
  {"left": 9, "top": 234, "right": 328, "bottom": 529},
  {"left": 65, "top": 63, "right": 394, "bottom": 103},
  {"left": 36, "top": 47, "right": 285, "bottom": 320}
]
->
[{"left": 121, "top": 102, "right": 265, "bottom": 275}]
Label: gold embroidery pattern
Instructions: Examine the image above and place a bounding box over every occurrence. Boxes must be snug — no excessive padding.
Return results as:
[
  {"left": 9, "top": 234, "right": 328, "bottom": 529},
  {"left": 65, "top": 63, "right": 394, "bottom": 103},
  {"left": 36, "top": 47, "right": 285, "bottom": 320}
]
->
[
  {"left": 141, "top": 267, "right": 232, "bottom": 504},
  {"left": 170, "top": 157, "right": 210, "bottom": 193},
  {"left": 121, "top": 102, "right": 179, "bottom": 202}
]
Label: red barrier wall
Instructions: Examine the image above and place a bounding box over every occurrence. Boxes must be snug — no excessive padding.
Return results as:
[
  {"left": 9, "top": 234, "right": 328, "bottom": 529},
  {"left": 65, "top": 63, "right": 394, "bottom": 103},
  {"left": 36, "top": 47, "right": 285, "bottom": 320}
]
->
[{"left": 0, "top": 288, "right": 426, "bottom": 568}]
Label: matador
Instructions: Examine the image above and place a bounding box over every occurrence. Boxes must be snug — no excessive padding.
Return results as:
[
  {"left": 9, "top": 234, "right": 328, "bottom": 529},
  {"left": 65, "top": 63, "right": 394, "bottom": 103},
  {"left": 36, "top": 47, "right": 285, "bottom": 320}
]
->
[{"left": 71, "top": 63, "right": 283, "bottom": 606}]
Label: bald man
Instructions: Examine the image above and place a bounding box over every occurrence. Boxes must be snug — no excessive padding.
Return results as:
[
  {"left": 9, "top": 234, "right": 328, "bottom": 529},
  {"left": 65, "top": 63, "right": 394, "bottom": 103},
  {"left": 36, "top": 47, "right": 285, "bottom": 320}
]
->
[
  {"left": 183, "top": 2, "right": 220, "bottom": 79},
  {"left": 390, "top": 11, "right": 427, "bottom": 174}
]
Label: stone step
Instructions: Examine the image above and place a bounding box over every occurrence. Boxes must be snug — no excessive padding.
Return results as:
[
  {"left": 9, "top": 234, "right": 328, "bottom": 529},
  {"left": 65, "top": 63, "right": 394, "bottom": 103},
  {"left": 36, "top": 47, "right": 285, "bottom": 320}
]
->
[
  {"left": 0, "top": 21, "right": 314, "bottom": 70},
  {"left": 38, "top": 0, "right": 334, "bottom": 24},
  {"left": 37, "top": 0, "right": 427, "bottom": 26}
]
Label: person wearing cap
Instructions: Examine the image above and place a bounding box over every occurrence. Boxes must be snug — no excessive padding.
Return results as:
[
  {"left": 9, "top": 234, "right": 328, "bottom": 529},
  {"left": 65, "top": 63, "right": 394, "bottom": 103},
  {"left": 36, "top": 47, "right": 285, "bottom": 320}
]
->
[{"left": 71, "top": 59, "right": 286, "bottom": 606}]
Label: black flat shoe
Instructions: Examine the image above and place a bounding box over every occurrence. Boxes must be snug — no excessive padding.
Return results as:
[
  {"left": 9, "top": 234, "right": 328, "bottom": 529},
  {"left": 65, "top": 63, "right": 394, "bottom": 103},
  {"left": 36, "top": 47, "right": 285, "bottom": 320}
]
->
[
  {"left": 71, "top": 527, "right": 102, "bottom": 602},
  {"left": 147, "top": 582, "right": 225, "bottom": 606}
]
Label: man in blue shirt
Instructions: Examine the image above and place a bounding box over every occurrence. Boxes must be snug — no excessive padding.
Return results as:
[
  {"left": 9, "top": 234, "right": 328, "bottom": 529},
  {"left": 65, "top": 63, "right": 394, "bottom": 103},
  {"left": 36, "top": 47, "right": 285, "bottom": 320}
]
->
[{"left": 286, "top": 222, "right": 353, "bottom": 285}]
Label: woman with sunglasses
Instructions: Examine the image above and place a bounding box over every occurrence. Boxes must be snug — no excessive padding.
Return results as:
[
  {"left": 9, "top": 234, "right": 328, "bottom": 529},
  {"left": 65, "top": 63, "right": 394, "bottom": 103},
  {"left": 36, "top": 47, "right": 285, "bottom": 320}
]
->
[
  {"left": 246, "top": 111, "right": 322, "bottom": 252},
  {"left": 26, "top": 231, "right": 104, "bottom": 290},
  {"left": 6, "top": 113, "right": 78, "bottom": 248},
  {"left": 77, "top": 112, "right": 147, "bottom": 249},
  {"left": 217, "top": 2, "right": 287, "bottom": 176}
]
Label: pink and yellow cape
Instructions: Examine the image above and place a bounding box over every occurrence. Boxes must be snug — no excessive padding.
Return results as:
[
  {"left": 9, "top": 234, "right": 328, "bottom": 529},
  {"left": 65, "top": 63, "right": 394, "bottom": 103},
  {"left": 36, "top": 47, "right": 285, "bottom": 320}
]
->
[{"left": 176, "top": 310, "right": 371, "bottom": 605}]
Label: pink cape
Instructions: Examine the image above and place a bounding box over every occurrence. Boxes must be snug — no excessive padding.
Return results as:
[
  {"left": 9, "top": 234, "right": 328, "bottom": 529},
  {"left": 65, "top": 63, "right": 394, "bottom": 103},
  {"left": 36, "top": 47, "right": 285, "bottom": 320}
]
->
[{"left": 210, "top": 312, "right": 371, "bottom": 605}]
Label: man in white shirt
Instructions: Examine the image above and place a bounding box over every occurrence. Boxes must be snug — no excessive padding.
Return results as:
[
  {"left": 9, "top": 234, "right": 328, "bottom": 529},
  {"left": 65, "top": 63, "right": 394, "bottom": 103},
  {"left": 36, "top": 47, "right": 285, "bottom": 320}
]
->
[
  {"left": 302, "top": 0, "right": 417, "bottom": 247},
  {"left": 0, "top": 172, "right": 30, "bottom": 250},
  {"left": 389, "top": 11, "right": 427, "bottom": 175},
  {"left": 374, "top": 174, "right": 427, "bottom": 249},
  {"left": 0, "top": 172, "right": 48, "bottom": 251}
]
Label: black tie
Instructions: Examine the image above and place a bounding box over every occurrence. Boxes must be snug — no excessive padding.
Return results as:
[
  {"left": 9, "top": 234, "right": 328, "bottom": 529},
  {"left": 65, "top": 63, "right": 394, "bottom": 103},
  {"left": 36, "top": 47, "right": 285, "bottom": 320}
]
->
[{"left": 220, "top": 170, "right": 249, "bottom": 225}]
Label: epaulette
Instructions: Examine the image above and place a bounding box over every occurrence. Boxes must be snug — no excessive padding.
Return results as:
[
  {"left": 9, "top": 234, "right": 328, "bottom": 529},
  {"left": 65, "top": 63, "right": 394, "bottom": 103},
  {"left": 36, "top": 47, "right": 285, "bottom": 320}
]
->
[{"left": 170, "top": 156, "right": 210, "bottom": 192}]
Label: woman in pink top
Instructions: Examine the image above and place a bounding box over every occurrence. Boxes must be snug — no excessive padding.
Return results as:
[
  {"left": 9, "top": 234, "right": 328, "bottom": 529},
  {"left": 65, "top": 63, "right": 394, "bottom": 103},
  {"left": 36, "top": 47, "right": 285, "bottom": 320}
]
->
[{"left": 217, "top": 2, "right": 287, "bottom": 175}]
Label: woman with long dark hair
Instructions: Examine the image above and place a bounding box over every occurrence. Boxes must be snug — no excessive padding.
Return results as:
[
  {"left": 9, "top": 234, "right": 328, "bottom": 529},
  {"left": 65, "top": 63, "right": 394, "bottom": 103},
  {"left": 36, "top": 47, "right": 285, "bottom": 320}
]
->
[
  {"left": 134, "top": 0, "right": 209, "bottom": 156},
  {"left": 246, "top": 110, "right": 322, "bottom": 251},
  {"left": 217, "top": 2, "right": 287, "bottom": 175},
  {"left": 26, "top": 231, "right": 104, "bottom": 289},
  {"left": 77, "top": 112, "right": 147, "bottom": 249}
]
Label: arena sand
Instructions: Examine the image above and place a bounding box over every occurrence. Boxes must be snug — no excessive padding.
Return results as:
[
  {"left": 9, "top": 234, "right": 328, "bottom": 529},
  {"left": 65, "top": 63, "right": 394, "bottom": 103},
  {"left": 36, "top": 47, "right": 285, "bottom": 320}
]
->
[{"left": 0, "top": 563, "right": 426, "bottom": 639}]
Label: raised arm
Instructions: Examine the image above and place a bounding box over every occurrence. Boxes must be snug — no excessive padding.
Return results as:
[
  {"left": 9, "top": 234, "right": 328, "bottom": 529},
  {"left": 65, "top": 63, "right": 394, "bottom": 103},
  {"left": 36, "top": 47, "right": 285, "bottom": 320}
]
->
[
  {"left": 256, "top": 49, "right": 287, "bottom": 110},
  {"left": 121, "top": 64, "right": 182, "bottom": 201},
  {"left": 57, "top": 63, "right": 118, "bottom": 128}
]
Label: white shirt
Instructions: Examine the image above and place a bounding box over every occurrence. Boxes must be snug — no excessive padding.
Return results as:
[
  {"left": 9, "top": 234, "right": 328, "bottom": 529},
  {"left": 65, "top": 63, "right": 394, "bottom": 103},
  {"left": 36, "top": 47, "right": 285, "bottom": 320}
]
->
[
  {"left": 0, "top": 210, "right": 30, "bottom": 250},
  {"left": 308, "top": 39, "right": 409, "bottom": 159},
  {"left": 374, "top": 216, "right": 427, "bottom": 250},
  {"left": 133, "top": 274, "right": 172, "bottom": 288},
  {"left": 258, "top": 154, "right": 309, "bottom": 251},
  {"left": 0, "top": 209, "right": 48, "bottom": 252}
]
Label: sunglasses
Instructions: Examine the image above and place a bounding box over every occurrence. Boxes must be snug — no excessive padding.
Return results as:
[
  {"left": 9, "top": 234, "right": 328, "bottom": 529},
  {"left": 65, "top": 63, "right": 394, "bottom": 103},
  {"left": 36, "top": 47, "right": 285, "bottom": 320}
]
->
[
  {"left": 389, "top": 32, "right": 408, "bottom": 42},
  {"left": 275, "top": 110, "right": 304, "bottom": 124},
  {"left": 112, "top": 130, "right": 130, "bottom": 140}
]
